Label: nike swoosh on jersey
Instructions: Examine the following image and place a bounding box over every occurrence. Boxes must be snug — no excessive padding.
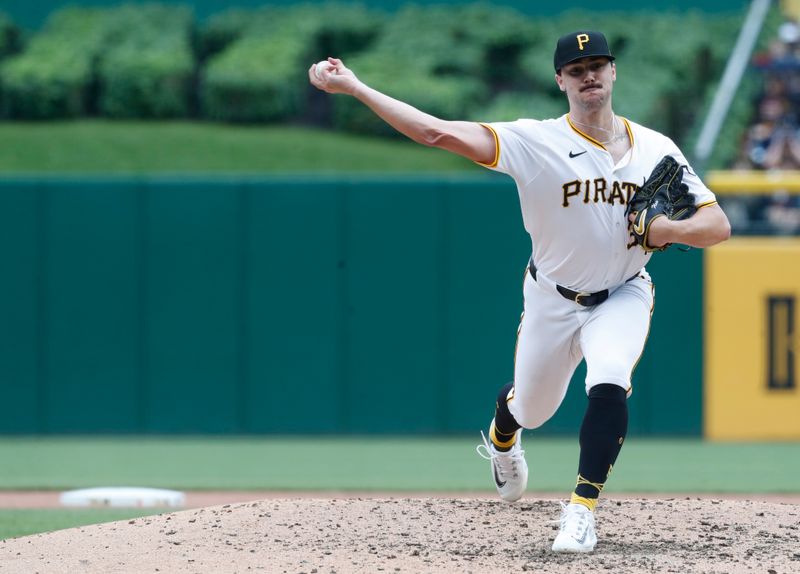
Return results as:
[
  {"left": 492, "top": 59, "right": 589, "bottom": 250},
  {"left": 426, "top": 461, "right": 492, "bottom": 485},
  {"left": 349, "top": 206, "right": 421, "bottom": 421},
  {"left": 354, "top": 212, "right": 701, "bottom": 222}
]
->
[
  {"left": 569, "top": 150, "right": 587, "bottom": 158},
  {"left": 493, "top": 464, "right": 507, "bottom": 488}
]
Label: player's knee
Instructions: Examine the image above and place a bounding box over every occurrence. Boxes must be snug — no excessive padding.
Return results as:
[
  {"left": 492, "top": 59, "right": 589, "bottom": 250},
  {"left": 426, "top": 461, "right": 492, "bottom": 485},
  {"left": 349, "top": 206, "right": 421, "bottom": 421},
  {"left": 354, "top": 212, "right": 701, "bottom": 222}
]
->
[
  {"left": 511, "top": 412, "right": 547, "bottom": 429},
  {"left": 587, "top": 382, "right": 628, "bottom": 404},
  {"left": 496, "top": 382, "right": 514, "bottom": 405},
  {"left": 586, "top": 359, "right": 633, "bottom": 392},
  {"left": 509, "top": 400, "right": 556, "bottom": 430}
]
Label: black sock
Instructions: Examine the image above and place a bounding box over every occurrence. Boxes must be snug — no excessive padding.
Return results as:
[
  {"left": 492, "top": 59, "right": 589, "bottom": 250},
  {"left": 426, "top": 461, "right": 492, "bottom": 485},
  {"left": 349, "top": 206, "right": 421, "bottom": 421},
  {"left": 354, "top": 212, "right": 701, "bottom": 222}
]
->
[
  {"left": 573, "top": 383, "right": 628, "bottom": 506},
  {"left": 491, "top": 382, "right": 521, "bottom": 452}
]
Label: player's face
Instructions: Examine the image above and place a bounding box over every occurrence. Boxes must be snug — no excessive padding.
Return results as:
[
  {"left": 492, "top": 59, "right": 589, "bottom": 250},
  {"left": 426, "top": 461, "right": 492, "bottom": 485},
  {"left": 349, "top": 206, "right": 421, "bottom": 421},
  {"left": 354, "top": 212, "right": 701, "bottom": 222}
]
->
[{"left": 556, "top": 57, "right": 616, "bottom": 112}]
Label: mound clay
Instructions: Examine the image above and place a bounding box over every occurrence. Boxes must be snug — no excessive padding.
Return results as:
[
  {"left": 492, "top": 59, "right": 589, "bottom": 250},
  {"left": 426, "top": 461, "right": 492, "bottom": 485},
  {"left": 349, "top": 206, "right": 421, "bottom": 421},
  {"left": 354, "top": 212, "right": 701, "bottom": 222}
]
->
[{"left": 1, "top": 497, "right": 799, "bottom": 573}]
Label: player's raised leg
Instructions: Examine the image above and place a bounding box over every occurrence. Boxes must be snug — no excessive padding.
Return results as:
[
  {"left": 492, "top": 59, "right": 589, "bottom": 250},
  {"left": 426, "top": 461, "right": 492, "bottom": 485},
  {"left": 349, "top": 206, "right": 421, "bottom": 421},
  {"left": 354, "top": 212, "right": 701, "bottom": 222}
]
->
[
  {"left": 477, "top": 270, "right": 584, "bottom": 503},
  {"left": 476, "top": 381, "right": 528, "bottom": 503}
]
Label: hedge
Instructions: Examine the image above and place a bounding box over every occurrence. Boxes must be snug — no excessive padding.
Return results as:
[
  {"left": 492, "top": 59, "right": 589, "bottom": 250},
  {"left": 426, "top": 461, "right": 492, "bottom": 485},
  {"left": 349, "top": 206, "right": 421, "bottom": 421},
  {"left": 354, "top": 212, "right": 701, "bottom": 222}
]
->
[
  {"left": 0, "top": 5, "right": 193, "bottom": 119},
  {"left": 98, "top": 5, "right": 194, "bottom": 118},
  {"left": 203, "top": 30, "right": 312, "bottom": 122},
  {"left": 197, "top": 8, "right": 258, "bottom": 61},
  {"left": 201, "top": 4, "right": 382, "bottom": 122},
  {"left": 0, "top": 2, "right": 771, "bottom": 168},
  {"left": 332, "top": 4, "right": 534, "bottom": 135},
  {"left": 0, "top": 12, "right": 20, "bottom": 61},
  {"left": 0, "top": 8, "right": 114, "bottom": 118}
]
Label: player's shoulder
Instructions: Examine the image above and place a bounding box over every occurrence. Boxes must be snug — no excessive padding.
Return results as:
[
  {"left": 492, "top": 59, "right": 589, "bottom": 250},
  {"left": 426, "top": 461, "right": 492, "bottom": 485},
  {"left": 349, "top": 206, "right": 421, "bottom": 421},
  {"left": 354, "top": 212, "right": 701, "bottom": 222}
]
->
[
  {"left": 487, "top": 115, "right": 567, "bottom": 136},
  {"left": 623, "top": 117, "right": 672, "bottom": 145},
  {"left": 623, "top": 117, "right": 688, "bottom": 163},
  {"left": 517, "top": 115, "right": 566, "bottom": 129}
]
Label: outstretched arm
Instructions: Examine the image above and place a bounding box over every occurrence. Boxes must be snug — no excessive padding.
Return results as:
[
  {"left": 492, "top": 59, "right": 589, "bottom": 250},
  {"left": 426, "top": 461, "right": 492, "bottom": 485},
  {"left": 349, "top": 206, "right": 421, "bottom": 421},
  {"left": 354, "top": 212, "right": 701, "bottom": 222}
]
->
[
  {"left": 644, "top": 203, "right": 731, "bottom": 249},
  {"left": 308, "top": 58, "right": 496, "bottom": 165}
]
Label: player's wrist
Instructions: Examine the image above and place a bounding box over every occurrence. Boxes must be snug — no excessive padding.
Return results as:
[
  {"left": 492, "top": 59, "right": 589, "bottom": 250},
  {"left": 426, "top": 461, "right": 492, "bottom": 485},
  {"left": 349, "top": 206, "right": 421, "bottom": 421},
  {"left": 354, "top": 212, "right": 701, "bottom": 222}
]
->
[
  {"left": 646, "top": 216, "right": 676, "bottom": 248},
  {"left": 349, "top": 79, "right": 369, "bottom": 99}
]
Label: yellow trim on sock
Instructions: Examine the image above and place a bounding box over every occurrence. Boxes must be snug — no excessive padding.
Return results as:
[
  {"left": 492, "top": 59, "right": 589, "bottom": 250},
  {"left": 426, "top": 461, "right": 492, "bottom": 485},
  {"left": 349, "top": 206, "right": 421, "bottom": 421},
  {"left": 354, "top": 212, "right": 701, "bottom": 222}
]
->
[
  {"left": 489, "top": 420, "right": 517, "bottom": 449},
  {"left": 576, "top": 474, "right": 605, "bottom": 493},
  {"left": 570, "top": 493, "right": 598, "bottom": 512}
]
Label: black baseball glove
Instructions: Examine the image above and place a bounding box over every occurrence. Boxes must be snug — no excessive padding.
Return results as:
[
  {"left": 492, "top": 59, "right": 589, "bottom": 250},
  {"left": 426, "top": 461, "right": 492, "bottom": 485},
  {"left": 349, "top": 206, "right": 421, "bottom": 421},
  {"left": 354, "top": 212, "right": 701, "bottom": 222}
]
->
[{"left": 625, "top": 155, "right": 697, "bottom": 252}]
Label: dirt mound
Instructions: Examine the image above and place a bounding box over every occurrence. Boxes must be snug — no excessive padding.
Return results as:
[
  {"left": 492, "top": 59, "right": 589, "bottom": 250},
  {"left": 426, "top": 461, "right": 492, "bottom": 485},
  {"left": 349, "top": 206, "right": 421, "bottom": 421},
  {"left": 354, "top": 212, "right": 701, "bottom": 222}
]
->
[{"left": 1, "top": 497, "right": 798, "bottom": 573}]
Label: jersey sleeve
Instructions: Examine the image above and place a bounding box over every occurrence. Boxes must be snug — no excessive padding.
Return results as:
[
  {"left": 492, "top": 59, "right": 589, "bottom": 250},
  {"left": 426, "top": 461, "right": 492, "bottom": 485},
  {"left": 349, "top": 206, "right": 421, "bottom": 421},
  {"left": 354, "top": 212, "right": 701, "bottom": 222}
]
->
[
  {"left": 475, "top": 120, "right": 544, "bottom": 184},
  {"left": 664, "top": 140, "right": 717, "bottom": 208}
]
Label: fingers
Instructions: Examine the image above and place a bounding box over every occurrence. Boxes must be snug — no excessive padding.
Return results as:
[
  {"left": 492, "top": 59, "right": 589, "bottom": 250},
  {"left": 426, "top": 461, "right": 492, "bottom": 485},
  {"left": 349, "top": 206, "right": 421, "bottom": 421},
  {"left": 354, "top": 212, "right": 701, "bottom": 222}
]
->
[
  {"left": 309, "top": 62, "right": 333, "bottom": 92},
  {"left": 328, "top": 57, "right": 349, "bottom": 76},
  {"left": 308, "top": 57, "right": 356, "bottom": 95}
]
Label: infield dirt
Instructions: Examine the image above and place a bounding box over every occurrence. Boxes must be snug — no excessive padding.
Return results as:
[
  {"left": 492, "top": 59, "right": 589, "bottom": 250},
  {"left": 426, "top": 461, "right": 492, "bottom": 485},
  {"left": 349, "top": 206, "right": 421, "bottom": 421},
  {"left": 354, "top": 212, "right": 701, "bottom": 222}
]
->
[{"left": 1, "top": 497, "right": 799, "bottom": 573}]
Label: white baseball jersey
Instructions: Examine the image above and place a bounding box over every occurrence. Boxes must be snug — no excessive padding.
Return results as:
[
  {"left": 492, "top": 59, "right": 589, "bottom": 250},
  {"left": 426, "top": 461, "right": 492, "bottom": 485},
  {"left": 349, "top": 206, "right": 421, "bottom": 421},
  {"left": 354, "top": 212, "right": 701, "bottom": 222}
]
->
[
  {"left": 474, "top": 113, "right": 719, "bottom": 420},
  {"left": 479, "top": 114, "right": 717, "bottom": 292}
]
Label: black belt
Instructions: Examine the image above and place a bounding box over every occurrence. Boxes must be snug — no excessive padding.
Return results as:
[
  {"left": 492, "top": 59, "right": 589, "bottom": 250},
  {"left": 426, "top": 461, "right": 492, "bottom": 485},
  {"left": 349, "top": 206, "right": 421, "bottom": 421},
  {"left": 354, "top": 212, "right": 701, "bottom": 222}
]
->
[{"left": 528, "top": 259, "right": 618, "bottom": 307}]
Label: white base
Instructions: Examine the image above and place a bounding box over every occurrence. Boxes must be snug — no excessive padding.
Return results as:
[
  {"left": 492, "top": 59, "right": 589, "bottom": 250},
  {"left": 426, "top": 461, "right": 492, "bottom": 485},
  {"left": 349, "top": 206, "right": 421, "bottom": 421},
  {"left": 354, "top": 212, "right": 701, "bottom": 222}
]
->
[{"left": 59, "top": 487, "right": 185, "bottom": 508}]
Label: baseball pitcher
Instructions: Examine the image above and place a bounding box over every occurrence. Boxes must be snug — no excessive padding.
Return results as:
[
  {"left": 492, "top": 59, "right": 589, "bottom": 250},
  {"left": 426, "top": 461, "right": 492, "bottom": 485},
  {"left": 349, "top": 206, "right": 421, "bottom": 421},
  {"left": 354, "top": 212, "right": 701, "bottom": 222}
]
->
[{"left": 309, "top": 30, "right": 730, "bottom": 553}]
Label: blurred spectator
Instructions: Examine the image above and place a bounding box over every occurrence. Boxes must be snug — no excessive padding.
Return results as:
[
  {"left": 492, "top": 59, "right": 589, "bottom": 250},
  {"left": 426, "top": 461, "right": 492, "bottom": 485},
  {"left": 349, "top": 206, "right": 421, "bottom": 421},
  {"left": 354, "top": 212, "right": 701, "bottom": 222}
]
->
[
  {"left": 745, "top": 96, "right": 800, "bottom": 170},
  {"left": 730, "top": 17, "right": 800, "bottom": 235},
  {"left": 766, "top": 190, "right": 800, "bottom": 234}
]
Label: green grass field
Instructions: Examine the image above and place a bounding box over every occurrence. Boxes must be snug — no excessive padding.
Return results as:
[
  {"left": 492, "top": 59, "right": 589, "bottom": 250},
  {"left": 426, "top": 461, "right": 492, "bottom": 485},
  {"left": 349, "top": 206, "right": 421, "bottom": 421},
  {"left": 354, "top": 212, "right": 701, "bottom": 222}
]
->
[
  {"left": 3, "top": 436, "right": 800, "bottom": 492},
  {"left": 2, "top": 436, "right": 799, "bottom": 539},
  {"left": 0, "top": 121, "right": 477, "bottom": 174},
  {"left": 0, "top": 509, "right": 163, "bottom": 540},
  {"left": 0, "top": 436, "right": 800, "bottom": 538}
]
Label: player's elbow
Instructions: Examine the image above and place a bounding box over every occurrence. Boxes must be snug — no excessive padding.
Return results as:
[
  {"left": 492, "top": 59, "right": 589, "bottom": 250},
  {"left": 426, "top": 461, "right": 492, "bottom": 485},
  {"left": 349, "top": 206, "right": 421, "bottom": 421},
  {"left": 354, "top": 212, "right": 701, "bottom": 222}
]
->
[
  {"left": 417, "top": 126, "right": 450, "bottom": 148},
  {"left": 693, "top": 204, "right": 731, "bottom": 247},
  {"left": 717, "top": 217, "right": 732, "bottom": 242},
  {"left": 707, "top": 212, "right": 731, "bottom": 246}
]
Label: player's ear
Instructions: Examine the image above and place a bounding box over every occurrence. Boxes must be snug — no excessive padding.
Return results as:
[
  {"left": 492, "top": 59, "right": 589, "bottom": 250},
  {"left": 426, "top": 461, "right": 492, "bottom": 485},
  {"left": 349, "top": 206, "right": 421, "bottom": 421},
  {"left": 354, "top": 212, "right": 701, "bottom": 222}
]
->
[
  {"left": 610, "top": 62, "right": 616, "bottom": 82},
  {"left": 555, "top": 72, "right": 565, "bottom": 92}
]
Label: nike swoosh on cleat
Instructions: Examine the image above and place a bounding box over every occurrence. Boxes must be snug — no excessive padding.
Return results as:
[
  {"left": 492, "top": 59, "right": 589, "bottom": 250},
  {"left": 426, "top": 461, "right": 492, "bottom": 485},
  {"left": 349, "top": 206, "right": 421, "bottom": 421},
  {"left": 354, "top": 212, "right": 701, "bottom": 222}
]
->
[
  {"left": 569, "top": 150, "right": 587, "bottom": 158},
  {"left": 493, "top": 464, "right": 506, "bottom": 488},
  {"left": 576, "top": 529, "right": 589, "bottom": 545}
]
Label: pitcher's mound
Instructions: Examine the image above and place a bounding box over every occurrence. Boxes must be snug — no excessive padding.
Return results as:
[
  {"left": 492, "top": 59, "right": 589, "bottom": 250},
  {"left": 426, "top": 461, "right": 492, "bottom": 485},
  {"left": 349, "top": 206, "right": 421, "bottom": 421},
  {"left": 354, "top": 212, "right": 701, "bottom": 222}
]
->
[{"left": 1, "top": 497, "right": 798, "bottom": 573}]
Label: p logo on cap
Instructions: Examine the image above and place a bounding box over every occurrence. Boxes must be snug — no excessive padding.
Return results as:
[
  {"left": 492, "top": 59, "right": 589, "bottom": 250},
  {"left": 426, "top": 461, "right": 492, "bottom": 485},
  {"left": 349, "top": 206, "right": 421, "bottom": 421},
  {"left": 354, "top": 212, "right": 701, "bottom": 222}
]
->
[{"left": 554, "top": 30, "right": 615, "bottom": 72}]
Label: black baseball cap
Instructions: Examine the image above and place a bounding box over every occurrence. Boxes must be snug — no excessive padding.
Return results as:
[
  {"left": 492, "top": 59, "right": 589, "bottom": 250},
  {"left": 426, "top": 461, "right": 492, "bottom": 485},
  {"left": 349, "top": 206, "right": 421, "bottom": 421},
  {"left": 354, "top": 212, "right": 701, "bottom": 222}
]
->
[{"left": 554, "top": 31, "right": 615, "bottom": 72}]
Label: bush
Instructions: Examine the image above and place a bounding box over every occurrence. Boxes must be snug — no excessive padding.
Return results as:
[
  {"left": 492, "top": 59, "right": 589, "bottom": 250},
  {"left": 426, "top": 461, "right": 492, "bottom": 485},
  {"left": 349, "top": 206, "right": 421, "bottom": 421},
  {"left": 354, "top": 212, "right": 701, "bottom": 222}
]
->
[
  {"left": 203, "top": 30, "right": 311, "bottom": 122},
  {"left": 201, "top": 3, "right": 383, "bottom": 122},
  {"left": 98, "top": 5, "right": 194, "bottom": 118},
  {"left": 365, "top": 5, "right": 482, "bottom": 75},
  {"left": 331, "top": 4, "right": 536, "bottom": 134},
  {"left": 0, "top": 8, "right": 110, "bottom": 118},
  {"left": 299, "top": 3, "right": 384, "bottom": 58},
  {"left": 0, "top": 12, "right": 21, "bottom": 60},
  {"left": 0, "top": 1, "right": 760, "bottom": 154},
  {"left": 197, "top": 7, "right": 279, "bottom": 61},
  {"left": 449, "top": 4, "right": 538, "bottom": 89},
  {"left": 0, "top": 5, "right": 196, "bottom": 119}
]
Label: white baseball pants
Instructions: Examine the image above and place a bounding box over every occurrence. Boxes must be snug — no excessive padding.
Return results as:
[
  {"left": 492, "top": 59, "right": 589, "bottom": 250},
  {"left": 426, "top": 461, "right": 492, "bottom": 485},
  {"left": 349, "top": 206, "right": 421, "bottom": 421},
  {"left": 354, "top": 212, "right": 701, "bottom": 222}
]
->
[{"left": 509, "top": 268, "right": 654, "bottom": 429}]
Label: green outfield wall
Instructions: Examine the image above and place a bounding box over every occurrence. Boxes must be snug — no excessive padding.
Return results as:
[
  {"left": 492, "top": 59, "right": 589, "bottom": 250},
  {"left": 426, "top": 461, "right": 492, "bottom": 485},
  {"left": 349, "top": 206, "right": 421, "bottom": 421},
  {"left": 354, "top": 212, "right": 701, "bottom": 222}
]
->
[{"left": 0, "top": 177, "right": 702, "bottom": 435}]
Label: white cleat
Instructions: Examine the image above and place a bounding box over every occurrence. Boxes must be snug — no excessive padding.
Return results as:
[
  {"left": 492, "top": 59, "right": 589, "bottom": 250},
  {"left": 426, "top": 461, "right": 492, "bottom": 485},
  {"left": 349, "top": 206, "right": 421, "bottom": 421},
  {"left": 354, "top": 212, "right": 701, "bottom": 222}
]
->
[
  {"left": 476, "top": 427, "right": 528, "bottom": 502},
  {"left": 552, "top": 502, "right": 597, "bottom": 553}
]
